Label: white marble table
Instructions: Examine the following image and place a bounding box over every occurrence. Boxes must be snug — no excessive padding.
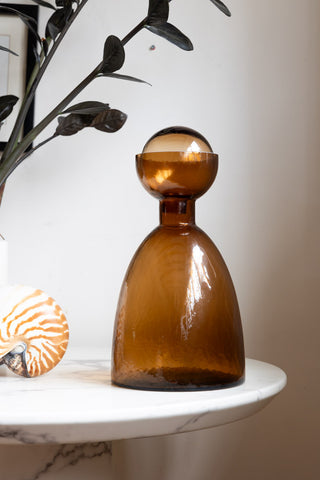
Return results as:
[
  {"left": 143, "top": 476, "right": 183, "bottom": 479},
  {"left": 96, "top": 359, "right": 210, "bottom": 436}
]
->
[{"left": 0, "top": 350, "right": 286, "bottom": 479}]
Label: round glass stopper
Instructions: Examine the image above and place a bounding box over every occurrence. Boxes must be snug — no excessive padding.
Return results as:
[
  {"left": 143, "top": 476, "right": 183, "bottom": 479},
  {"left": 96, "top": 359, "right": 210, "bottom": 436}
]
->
[
  {"left": 142, "top": 126, "right": 213, "bottom": 154},
  {"left": 137, "top": 126, "right": 218, "bottom": 200}
]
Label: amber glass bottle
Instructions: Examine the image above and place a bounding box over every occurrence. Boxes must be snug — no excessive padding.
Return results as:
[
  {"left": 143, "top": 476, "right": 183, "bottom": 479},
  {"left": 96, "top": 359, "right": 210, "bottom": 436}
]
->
[{"left": 112, "top": 127, "right": 245, "bottom": 391}]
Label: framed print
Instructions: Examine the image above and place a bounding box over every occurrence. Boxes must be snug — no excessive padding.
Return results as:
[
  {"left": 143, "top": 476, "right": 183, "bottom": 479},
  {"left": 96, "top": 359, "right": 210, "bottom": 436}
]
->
[{"left": 0, "top": 4, "right": 38, "bottom": 151}]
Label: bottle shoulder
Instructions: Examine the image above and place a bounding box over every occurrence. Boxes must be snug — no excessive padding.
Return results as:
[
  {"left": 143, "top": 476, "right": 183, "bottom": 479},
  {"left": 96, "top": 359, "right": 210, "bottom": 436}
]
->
[{"left": 127, "top": 224, "right": 229, "bottom": 275}]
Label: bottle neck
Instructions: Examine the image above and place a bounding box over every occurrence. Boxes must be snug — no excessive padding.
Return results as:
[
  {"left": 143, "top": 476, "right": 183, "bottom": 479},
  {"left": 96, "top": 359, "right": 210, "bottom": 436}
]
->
[{"left": 160, "top": 198, "right": 195, "bottom": 226}]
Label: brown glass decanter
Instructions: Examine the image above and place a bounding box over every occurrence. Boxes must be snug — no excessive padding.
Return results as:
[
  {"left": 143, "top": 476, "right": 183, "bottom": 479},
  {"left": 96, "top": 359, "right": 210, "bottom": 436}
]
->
[{"left": 112, "top": 127, "right": 245, "bottom": 391}]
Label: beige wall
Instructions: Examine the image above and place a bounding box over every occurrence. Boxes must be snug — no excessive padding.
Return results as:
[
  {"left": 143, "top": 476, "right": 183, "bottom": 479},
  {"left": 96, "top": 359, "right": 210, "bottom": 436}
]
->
[{"left": 0, "top": 1, "right": 319, "bottom": 478}]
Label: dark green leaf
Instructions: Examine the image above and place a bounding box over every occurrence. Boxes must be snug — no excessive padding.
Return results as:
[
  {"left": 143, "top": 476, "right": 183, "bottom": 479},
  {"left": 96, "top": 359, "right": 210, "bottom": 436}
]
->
[
  {"left": 55, "top": 105, "right": 126, "bottom": 136},
  {"left": 91, "top": 109, "right": 127, "bottom": 133},
  {"left": 56, "top": 113, "right": 92, "bottom": 136},
  {"left": 42, "top": 38, "right": 49, "bottom": 56},
  {"left": 0, "top": 6, "right": 41, "bottom": 45},
  {"left": 30, "top": 0, "right": 56, "bottom": 10},
  {"left": 101, "top": 35, "right": 125, "bottom": 74},
  {"left": 33, "top": 46, "right": 41, "bottom": 64},
  {"left": 145, "top": 23, "right": 193, "bottom": 51},
  {"left": 147, "top": 0, "right": 169, "bottom": 26},
  {"left": 55, "top": 0, "right": 73, "bottom": 7},
  {"left": 0, "top": 45, "right": 18, "bottom": 56},
  {"left": 0, "top": 6, "right": 37, "bottom": 25},
  {"left": 0, "top": 95, "right": 19, "bottom": 123},
  {"left": 209, "top": 0, "right": 231, "bottom": 17},
  {"left": 45, "top": 7, "right": 72, "bottom": 41},
  {"left": 98, "top": 73, "right": 151, "bottom": 86},
  {"left": 62, "top": 101, "right": 110, "bottom": 115}
]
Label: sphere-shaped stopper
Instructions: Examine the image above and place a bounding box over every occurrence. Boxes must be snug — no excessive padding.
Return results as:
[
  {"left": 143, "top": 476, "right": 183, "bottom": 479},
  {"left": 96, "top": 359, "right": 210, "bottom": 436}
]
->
[
  {"left": 136, "top": 126, "right": 218, "bottom": 199},
  {"left": 142, "top": 126, "right": 213, "bottom": 154}
]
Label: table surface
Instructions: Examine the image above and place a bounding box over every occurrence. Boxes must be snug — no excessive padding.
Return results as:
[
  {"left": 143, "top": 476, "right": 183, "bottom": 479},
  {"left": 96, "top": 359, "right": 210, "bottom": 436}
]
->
[{"left": 0, "top": 350, "right": 287, "bottom": 445}]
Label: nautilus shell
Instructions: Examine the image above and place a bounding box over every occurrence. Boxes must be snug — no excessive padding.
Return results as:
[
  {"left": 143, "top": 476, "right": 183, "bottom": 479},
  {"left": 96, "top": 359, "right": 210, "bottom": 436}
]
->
[{"left": 0, "top": 285, "right": 69, "bottom": 377}]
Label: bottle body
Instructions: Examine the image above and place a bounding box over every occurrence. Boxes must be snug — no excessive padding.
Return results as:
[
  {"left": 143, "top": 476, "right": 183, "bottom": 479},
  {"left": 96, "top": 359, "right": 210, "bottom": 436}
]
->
[{"left": 112, "top": 224, "right": 245, "bottom": 390}]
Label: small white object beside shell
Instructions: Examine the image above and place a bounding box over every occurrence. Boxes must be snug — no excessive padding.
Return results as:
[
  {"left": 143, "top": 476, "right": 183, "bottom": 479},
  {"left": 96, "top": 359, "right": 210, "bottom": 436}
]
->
[{"left": 0, "top": 285, "right": 69, "bottom": 377}]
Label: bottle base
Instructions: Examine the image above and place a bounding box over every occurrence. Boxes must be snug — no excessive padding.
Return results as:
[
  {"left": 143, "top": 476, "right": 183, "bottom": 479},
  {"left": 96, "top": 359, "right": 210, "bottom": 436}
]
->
[{"left": 112, "top": 367, "right": 245, "bottom": 391}]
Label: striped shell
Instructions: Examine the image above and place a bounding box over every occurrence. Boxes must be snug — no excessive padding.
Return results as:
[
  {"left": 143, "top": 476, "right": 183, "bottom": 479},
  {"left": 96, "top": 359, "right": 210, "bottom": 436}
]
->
[{"left": 0, "top": 285, "right": 69, "bottom": 377}]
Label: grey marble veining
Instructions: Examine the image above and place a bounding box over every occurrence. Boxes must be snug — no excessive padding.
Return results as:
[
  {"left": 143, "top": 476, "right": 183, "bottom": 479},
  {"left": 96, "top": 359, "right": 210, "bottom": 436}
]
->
[
  {"left": 174, "top": 411, "right": 211, "bottom": 434},
  {"left": 0, "top": 442, "right": 112, "bottom": 480},
  {"left": 0, "top": 428, "right": 56, "bottom": 445}
]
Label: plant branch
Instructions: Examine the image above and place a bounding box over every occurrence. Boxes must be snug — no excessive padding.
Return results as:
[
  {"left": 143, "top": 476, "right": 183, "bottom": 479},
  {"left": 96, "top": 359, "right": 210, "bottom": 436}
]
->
[
  {"left": 4, "top": 133, "right": 58, "bottom": 181},
  {"left": 0, "top": 12, "right": 152, "bottom": 187},
  {"left": 0, "top": 63, "right": 101, "bottom": 187},
  {"left": 25, "top": 38, "right": 52, "bottom": 98},
  {"left": 17, "top": 132, "right": 58, "bottom": 164},
  {"left": 1, "top": 0, "right": 89, "bottom": 164},
  {"left": 0, "top": 183, "right": 5, "bottom": 208},
  {"left": 121, "top": 17, "right": 148, "bottom": 46}
]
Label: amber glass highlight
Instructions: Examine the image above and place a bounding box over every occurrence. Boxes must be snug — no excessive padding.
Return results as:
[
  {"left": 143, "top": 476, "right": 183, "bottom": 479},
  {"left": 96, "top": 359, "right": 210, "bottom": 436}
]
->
[{"left": 112, "top": 128, "right": 245, "bottom": 390}]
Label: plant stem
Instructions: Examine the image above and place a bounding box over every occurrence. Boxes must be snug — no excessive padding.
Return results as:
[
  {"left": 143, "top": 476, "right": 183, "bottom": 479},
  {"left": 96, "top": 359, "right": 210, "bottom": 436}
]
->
[
  {"left": 0, "top": 183, "right": 5, "bottom": 208},
  {"left": 25, "top": 38, "right": 52, "bottom": 98},
  {"left": 0, "top": 64, "right": 101, "bottom": 187},
  {"left": 1, "top": 0, "right": 89, "bottom": 165},
  {"left": 4, "top": 133, "right": 58, "bottom": 182},
  {"left": 121, "top": 17, "right": 147, "bottom": 46}
]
